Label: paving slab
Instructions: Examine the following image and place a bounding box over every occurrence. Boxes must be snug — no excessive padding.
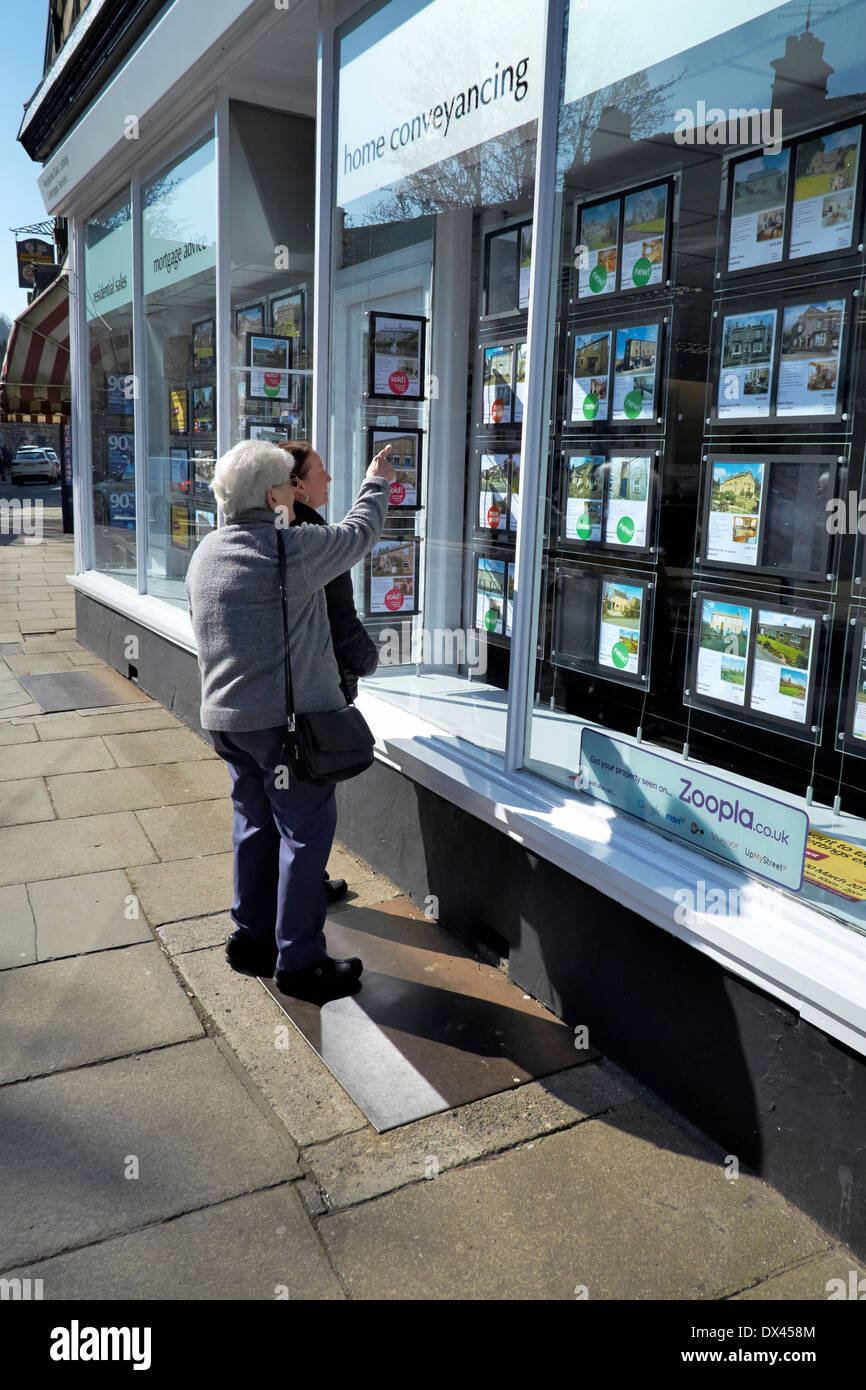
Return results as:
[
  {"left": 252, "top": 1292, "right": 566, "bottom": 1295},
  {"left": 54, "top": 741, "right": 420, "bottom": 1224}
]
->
[
  {"left": 33, "top": 707, "right": 174, "bottom": 740},
  {"left": 28, "top": 869, "right": 153, "bottom": 959},
  {"left": 20, "top": 636, "right": 81, "bottom": 653},
  {"left": 175, "top": 944, "right": 367, "bottom": 1147},
  {"left": 0, "top": 941, "right": 204, "bottom": 1083},
  {"left": 0, "top": 722, "right": 36, "bottom": 744},
  {"left": 0, "top": 1037, "right": 300, "bottom": 1269},
  {"left": 0, "top": 776, "right": 54, "bottom": 826},
  {"left": 4, "top": 653, "right": 74, "bottom": 675},
  {"left": 318, "top": 1102, "right": 831, "bottom": 1300},
  {"left": 302, "top": 1062, "right": 636, "bottom": 1209},
  {"left": 0, "top": 702, "right": 41, "bottom": 719},
  {"left": 158, "top": 911, "right": 233, "bottom": 955},
  {"left": 0, "top": 1185, "right": 344, "bottom": 1301},
  {"left": 0, "top": 735, "right": 115, "bottom": 781},
  {"left": 103, "top": 727, "right": 215, "bottom": 767},
  {"left": 135, "top": 799, "right": 234, "bottom": 860},
  {"left": 127, "top": 853, "right": 233, "bottom": 925},
  {"left": 47, "top": 760, "right": 230, "bottom": 819},
  {"left": 731, "top": 1251, "right": 866, "bottom": 1300},
  {"left": 0, "top": 884, "right": 36, "bottom": 968},
  {"left": 0, "top": 810, "right": 157, "bottom": 888}
]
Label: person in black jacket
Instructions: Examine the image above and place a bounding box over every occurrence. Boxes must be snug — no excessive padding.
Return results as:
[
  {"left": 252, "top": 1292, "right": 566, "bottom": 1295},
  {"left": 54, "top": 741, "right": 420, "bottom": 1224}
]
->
[{"left": 279, "top": 441, "right": 380, "bottom": 904}]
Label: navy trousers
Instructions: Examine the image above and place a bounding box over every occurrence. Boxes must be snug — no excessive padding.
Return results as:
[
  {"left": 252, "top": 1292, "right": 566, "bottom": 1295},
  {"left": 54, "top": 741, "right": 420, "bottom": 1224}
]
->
[{"left": 210, "top": 725, "right": 337, "bottom": 972}]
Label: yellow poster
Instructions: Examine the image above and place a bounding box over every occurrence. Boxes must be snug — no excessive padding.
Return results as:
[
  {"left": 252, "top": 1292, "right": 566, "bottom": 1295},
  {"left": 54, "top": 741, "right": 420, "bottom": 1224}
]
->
[{"left": 803, "top": 830, "right": 866, "bottom": 902}]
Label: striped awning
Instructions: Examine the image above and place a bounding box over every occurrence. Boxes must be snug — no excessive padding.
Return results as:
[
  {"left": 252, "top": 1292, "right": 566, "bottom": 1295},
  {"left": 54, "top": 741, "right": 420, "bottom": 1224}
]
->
[{"left": 0, "top": 265, "right": 70, "bottom": 422}]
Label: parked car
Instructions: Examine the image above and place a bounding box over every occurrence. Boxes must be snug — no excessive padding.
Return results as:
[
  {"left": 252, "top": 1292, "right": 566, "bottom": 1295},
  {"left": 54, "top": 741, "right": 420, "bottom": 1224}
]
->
[{"left": 10, "top": 446, "right": 60, "bottom": 484}]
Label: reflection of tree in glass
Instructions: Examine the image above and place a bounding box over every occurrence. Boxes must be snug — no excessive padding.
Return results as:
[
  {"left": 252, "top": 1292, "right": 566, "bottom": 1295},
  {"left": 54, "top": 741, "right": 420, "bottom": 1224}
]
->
[{"left": 559, "top": 69, "right": 682, "bottom": 176}]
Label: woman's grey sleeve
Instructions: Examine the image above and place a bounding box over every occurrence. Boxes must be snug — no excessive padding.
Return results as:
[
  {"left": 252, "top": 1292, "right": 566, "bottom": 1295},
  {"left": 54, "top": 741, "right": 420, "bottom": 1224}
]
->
[{"left": 298, "top": 477, "right": 390, "bottom": 590}]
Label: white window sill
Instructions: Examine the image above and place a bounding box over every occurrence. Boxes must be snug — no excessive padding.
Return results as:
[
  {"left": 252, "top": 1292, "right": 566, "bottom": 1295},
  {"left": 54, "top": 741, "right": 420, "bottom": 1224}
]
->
[
  {"left": 354, "top": 686, "right": 866, "bottom": 1060},
  {"left": 67, "top": 571, "right": 197, "bottom": 654}
]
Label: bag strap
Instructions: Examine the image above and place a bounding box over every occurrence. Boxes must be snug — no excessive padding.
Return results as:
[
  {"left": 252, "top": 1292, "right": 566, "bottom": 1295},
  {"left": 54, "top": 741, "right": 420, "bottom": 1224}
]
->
[{"left": 277, "top": 526, "right": 352, "bottom": 719}]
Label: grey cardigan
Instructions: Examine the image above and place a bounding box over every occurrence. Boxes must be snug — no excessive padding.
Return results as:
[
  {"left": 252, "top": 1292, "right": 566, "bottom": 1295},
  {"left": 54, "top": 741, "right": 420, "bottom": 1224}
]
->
[{"left": 185, "top": 475, "right": 389, "bottom": 731}]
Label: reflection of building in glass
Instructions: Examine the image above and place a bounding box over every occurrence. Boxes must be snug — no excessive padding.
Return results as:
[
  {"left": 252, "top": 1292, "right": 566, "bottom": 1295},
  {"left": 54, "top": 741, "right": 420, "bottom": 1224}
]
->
[{"left": 723, "top": 319, "right": 772, "bottom": 363}]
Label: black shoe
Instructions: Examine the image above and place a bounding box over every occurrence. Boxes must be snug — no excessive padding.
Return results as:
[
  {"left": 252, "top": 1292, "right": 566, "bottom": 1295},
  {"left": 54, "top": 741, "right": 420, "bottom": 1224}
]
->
[
  {"left": 225, "top": 934, "right": 278, "bottom": 978},
  {"left": 275, "top": 955, "right": 363, "bottom": 1004},
  {"left": 324, "top": 873, "right": 348, "bottom": 903}
]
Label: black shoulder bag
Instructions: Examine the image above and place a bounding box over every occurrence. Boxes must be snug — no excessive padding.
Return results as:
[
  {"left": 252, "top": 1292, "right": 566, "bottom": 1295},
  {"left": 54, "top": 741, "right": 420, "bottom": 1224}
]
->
[{"left": 277, "top": 528, "right": 375, "bottom": 785}]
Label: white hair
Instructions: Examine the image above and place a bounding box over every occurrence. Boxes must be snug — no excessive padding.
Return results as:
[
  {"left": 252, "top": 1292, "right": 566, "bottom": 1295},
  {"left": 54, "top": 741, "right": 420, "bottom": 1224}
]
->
[{"left": 210, "top": 439, "right": 292, "bottom": 516}]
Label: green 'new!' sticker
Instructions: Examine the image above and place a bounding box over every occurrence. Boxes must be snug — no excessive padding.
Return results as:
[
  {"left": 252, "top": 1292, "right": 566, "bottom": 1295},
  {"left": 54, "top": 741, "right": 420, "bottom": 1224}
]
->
[
  {"left": 616, "top": 515, "right": 635, "bottom": 544},
  {"left": 576, "top": 511, "right": 593, "bottom": 539},
  {"left": 582, "top": 392, "right": 599, "bottom": 420},
  {"left": 589, "top": 264, "right": 607, "bottom": 293},
  {"left": 611, "top": 641, "right": 630, "bottom": 669},
  {"left": 632, "top": 256, "right": 652, "bottom": 286},
  {"left": 484, "top": 608, "right": 499, "bottom": 632},
  {"left": 623, "top": 390, "right": 643, "bottom": 418}
]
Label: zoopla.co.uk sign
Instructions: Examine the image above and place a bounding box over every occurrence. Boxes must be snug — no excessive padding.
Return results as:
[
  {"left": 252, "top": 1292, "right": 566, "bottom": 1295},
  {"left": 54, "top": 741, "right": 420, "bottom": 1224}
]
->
[{"left": 577, "top": 730, "right": 808, "bottom": 890}]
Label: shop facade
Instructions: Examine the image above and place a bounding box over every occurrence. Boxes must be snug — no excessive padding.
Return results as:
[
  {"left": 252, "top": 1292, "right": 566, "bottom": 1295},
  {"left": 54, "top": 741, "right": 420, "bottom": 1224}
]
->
[{"left": 28, "top": 0, "right": 866, "bottom": 1255}]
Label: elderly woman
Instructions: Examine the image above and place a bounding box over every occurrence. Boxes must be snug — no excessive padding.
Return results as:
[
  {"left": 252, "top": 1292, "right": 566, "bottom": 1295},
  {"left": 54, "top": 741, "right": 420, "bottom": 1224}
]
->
[
  {"left": 280, "top": 440, "right": 380, "bottom": 907},
  {"left": 185, "top": 438, "right": 394, "bottom": 1005}
]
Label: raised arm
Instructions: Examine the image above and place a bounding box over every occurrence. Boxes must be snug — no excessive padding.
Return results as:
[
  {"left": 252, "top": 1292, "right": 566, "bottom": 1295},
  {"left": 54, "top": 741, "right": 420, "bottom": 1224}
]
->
[{"left": 297, "top": 447, "right": 395, "bottom": 591}]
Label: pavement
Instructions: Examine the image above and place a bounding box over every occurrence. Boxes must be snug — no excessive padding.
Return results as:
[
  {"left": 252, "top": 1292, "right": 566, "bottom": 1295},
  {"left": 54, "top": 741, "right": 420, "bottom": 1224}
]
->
[{"left": 0, "top": 488, "right": 864, "bottom": 1301}]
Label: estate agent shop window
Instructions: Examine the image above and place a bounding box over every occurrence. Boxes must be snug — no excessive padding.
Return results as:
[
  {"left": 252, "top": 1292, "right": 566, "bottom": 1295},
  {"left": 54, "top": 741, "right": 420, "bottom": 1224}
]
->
[
  {"left": 331, "top": 0, "right": 866, "bottom": 941},
  {"left": 81, "top": 103, "right": 315, "bottom": 610},
  {"left": 329, "top": 0, "right": 541, "bottom": 757}
]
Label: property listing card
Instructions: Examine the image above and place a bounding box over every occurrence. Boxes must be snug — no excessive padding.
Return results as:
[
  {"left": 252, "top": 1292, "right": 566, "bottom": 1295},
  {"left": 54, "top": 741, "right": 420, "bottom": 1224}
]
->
[
  {"left": 790, "top": 126, "right": 861, "bottom": 260},
  {"left": 509, "top": 453, "right": 521, "bottom": 533},
  {"left": 696, "top": 599, "right": 752, "bottom": 706},
  {"left": 604, "top": 455, "right": 650, "bottom": 546},
  {"left": 476, "top": 555, "right": 506, "bottom": 634},
  {"left": 483, "top": 344, "right": 515, "bottom": 424},
  {"left": 853, "top": 629, "right": 866, "bottom": 743},
  {"left": 506, "top": 562, "right": 515, "bottom": 638},
  {"left": 369, "top": 538, "right": 417, "bottom": 615},
  {"left": 621, "top": 184, "right": 668, "bottom": 289},
  {"left": 717, "top": 310, "right": 776, "bottom": 418},
  {"left": 750, "top": 609, "right": 816, "bottom": 725},
  {"left": 571, "top": 331, "right": 610, "bottom": 422},
  {"left": 578, "top": 198, "right": 620, "bottom": 298},
  {"left": 513, "top": 342, "right": 527, "bottom": 423},
  {"left": 777, "top": 299, "right": 844, "bottom": 416},
  {"left": 706, "top": 460, "right": 765, "bottom": 566},
  {"left": 598, "top": 579, "right": 643, "bottom": 673},
  {"left": 612, "top": 324, "right": 658, "bottom": 421},
  {"left": 565, "top": 455, "right": 605, "bottom": 542},
  {"left": 479, "top": 453, "right": 510, "bottom": 531},
  {"left": 728, "top": 150, "right": 790, "bottom": 272}
]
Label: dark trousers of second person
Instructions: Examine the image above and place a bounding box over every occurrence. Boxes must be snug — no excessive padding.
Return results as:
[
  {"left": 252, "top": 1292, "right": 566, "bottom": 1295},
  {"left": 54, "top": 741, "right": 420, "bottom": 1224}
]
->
[{"left": 210, "top": 726, "right": 336, "bottom": 972}]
